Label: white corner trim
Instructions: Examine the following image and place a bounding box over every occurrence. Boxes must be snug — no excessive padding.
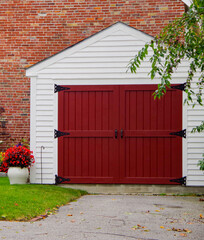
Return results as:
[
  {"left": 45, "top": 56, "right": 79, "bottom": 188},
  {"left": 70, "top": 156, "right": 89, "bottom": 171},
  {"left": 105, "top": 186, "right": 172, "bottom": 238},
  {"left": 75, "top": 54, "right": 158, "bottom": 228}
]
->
[
  {"left": 26, "top": 22, "right": 153, "bottom": 77},
  {"left": 182, "top": 0, "right": 192, "bottom": 6},
  {"left": 53, "top": 81, "right": 58, "bottom": 178},
  {"left": 30, "top": 76, "right": 37, "bottom": 183},
  {"left": 182, "top": 91, "right": 188, "bottom": 179}
]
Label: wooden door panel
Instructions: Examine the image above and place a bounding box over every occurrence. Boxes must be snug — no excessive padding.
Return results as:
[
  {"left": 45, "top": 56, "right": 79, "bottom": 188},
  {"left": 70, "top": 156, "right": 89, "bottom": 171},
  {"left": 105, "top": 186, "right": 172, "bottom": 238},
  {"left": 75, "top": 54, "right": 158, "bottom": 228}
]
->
[
  {"left": 120, "top": 85, "right": 182, "bottom": 184},
  {"left": 58, "top": 86, "right": 119, "bottom": 183}
]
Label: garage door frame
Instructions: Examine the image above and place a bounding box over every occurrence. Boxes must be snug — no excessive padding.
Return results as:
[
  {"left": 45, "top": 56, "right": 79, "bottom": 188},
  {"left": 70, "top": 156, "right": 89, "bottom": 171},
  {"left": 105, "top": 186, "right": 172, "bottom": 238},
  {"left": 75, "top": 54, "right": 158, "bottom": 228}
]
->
[{"left": 55, "top": 82, "right": 185, "bottom": 184}]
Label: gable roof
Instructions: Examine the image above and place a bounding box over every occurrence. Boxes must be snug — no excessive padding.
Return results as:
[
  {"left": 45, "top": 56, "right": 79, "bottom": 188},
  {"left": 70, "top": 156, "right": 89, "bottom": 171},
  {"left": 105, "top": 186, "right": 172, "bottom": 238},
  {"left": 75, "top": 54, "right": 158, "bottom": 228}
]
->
[{"left": 26, "top": 22, "right": 153, "bottom": 77}]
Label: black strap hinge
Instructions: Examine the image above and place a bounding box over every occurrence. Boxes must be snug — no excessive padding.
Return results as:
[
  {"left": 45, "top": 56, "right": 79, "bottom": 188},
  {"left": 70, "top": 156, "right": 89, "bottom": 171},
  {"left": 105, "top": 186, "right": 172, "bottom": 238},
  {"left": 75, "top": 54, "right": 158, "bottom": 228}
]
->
[
  {"left": 54, "top": 84, "right": 70, "bottom": 93},
  {"left": 55, "top": 175, "right": 70, "bottom": 184},
  {"left": 54, "top": 129, "right": 70, "bottom": 138},
  {"left": 171, "top": 83, "right": 186, "bottom": 91},
  {"left": 170, "top": 129, "right": 186, "bottom": 138},
  {"left": 170, "top": 176, "right": 186, "bottom": 186}
]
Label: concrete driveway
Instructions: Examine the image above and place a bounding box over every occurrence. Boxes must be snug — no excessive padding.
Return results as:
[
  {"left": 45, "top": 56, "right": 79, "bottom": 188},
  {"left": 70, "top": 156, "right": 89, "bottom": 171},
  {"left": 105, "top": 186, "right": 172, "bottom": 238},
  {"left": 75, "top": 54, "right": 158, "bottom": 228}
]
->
[{"left": 0, "top": 195, "right": 203, "bottom": 240}]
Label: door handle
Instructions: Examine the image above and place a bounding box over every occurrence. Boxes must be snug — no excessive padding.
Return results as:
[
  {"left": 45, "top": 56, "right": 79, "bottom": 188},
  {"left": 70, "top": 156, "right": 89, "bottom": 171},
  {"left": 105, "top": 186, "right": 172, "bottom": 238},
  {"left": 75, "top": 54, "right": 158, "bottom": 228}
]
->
[
  {"left": 121, "top": 129, "right": 123, "bottom": 138},
  {"left": 115, "top": 129, "right": 118, "bottom": 139}
]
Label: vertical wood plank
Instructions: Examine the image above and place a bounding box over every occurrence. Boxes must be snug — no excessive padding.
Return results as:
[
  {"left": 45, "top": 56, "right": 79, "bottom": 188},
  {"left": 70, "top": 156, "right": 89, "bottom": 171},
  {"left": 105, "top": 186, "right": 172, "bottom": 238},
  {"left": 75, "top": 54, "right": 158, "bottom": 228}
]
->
[
  {"left": 75, "top": 138, "right": 82, "bottom": 176},
  {"left": 95, "top": 91, "right": 102, "bottom": 177},
  {"left": 164, "top": 91, "right": 171, "bottom": 130},
  {"left": 143, "top": 91, "right": 151, "bottom": 177},
  {"left": 58, "top": 91, "right": 64, "bottom": 176},
  {"left": 64, "top": 92, "right": 69, "bottom": 130},
  {"left": 124, "top": 91, "right": 130, "bottom": 178},
  {"left": 163, "top": 91, "right": 172, "bottom": 177},
  {"left": 89, "top": 91, "right": 96, "bottom": 176},
  {"left": 64, "top": 138, "right": 69, "bottom": 176},
  {"left": 143, "top": 138, "right": 150, "bottom": 177},
  {"left": 164, "top": 138, "right": 171, "bottom": 177},
  {"left": 76, "top": 92, "right": 82, "bottom": 130},
  {"left": 150, "top": 89, "right": 158, "bottom": 177},
  {"left": 136, "top": 91, "right": 143, "bottom": 177},
  {"left": 82, "top": 91, "right": 89, "bottom": 130},
  {"left": 144, "top": 91, "right": 151, "bottom": 130},
  {"left": 68, "top": 138, "right": 75, "bottom": 176},
  {"left": 82, "top": 138, "right": 89, "bottom": 176},
  {"left": 130, "top": 138, "right": 136, "bottom": 177},
  {"left": 119, "top": 86, "right": 126, "bottom": 179},
  {"left": 157, "top": 138, "right": 164, "bottom": 177},
  {"left": 75, "top": 91, "right": 82, "bottom": 176},
  {"left": 129, "top": 91, "right": 137, "bottom": 177},
  {"left": 171, "top": 90, "right": 182, "bottom": 177}
]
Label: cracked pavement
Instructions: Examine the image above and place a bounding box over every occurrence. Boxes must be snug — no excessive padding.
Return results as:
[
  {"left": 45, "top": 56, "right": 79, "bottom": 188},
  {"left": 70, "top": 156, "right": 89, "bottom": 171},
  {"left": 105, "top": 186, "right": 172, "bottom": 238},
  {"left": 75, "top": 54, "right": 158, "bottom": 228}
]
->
[{"left": 0, "top": 195, "right": 203, "bottom": 240}]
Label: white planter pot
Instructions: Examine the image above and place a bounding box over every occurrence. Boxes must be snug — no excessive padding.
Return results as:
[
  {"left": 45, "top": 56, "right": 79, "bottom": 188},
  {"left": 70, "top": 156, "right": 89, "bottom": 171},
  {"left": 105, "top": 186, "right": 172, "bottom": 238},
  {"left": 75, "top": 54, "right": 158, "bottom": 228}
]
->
[{"left": 7, "top": 167, "right": 29, "bottom": 184}]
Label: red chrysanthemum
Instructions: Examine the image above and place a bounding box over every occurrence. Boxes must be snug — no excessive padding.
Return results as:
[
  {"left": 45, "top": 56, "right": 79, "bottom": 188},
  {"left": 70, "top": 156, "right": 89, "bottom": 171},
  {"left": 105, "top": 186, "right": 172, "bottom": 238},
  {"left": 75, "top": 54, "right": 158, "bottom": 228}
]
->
[{"left": 0, "top": 146, "right": 35, "bottom": 173}]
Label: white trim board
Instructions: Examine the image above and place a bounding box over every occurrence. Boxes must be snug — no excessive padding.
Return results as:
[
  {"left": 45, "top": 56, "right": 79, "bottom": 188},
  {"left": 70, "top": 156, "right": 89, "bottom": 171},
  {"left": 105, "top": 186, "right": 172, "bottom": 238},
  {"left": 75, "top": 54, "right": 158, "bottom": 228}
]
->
[{"left": 182, "top": 0, "right": 192, "bottom": 6}]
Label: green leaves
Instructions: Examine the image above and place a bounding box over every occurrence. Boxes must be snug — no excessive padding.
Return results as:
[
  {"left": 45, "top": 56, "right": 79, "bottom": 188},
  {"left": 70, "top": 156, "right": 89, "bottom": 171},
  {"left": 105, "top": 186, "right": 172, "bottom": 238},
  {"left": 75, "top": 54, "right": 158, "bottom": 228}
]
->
[
  {"left": 128, "top": 44, "right": 149, "bottom": 74},
  {"left": 191, "top": 121, "right": 204, "bottom": 133},
  {"left": 128, "top": 0, "right": 204, "bottom": 106},
  {"left": 197, "top": 158, "right": 204, "bottom": 171}
]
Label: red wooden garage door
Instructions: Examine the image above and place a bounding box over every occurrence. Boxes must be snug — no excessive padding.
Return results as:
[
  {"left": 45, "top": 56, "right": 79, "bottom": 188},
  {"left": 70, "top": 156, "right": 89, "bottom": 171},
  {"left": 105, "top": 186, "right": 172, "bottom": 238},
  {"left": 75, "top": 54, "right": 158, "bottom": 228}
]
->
[{"left": 58, "top": 85, "right": 182, "bottom": 184}]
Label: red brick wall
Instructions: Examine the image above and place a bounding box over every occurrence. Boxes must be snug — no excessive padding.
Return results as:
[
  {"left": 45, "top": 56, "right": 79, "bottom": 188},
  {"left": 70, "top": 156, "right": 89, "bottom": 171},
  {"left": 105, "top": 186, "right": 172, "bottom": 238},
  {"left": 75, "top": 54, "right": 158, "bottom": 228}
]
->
[{"left": 0, "top": 0, "right": 185, "bottom": 150}]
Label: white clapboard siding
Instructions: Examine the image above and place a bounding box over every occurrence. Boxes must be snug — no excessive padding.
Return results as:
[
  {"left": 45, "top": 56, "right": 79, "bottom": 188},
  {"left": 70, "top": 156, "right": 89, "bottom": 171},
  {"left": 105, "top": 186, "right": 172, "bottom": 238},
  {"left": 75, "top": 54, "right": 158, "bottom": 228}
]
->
[
  {"left": 27, "top": 22, "right": 204, "bottom": 186},
  {"left": 58, "top": 57, "right": 140, "bottom": 63},
  {"left": 186, "top": 91, "right": 204, "bottom": 186},
  {"left": 31, "top": 77, "right": 55, "bottom": 183}
]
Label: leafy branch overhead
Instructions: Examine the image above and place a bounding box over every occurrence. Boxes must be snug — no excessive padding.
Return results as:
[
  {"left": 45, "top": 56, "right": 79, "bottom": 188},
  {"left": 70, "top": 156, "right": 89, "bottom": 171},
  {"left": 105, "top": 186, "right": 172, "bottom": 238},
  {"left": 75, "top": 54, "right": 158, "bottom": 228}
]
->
[{"left": 129, "top": 0, "right": 204, "bottom": 106}]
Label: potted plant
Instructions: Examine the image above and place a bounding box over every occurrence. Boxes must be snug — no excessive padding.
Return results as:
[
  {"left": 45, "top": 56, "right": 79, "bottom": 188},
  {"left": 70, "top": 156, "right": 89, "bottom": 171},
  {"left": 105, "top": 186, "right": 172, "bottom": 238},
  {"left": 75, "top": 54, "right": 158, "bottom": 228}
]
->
[{"left": 0, "top": 145, "right": 35, "bottom": 184}]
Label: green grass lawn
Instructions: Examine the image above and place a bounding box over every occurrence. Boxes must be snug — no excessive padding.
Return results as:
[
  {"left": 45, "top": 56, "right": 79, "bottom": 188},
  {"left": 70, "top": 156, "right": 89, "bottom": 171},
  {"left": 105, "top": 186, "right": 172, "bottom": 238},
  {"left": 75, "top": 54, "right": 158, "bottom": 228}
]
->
[{"left": 0, "top": 177, "right": 87, "bottom": 221}]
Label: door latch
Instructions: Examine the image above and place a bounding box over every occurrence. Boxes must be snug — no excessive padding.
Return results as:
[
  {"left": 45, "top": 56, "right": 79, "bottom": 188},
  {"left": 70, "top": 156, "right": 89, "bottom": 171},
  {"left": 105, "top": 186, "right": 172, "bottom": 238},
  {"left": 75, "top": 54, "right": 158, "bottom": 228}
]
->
[{"left": 115, "top": 129, "right": 118, "bottom": 139}]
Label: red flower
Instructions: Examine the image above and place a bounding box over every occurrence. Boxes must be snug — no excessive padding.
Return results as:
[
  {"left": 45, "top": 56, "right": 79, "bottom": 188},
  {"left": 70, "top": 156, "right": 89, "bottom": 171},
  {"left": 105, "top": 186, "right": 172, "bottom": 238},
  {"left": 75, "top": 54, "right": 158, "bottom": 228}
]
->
[{"left": 0, "top": 146, "right": 35, "bottom": 172}]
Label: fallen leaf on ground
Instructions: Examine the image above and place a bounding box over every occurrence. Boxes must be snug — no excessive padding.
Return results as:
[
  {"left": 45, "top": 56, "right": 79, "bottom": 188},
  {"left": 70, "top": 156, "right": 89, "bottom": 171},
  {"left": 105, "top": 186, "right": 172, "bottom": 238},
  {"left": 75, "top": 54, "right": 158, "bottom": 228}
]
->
[
  {"left": 132, "top": 226, "right": 139, "bottom": 230},
  {"left": 80, "top": 212, "right": 83, "bottom": 214},
  {"left": 167, "top": 229, "right": 172, "bottom": 231},
  {"left": 155, "top": 210, "right": 160, "bottom": 212},
  {"left": 199, "top": 214, "right": 203, "bottom": 219},
  {"left": 160, "top": 226, "right": 165, "bottom": 229},
  {"left": 132, "top": 224, "right": 146, "bottom": 230},
  {"left": 125, "top": 212, "right": 132, "bottom": 215},
  {"left": 170, "top": 220, "right": 178, "bottom": 223},
  {"left": 67, "top": 214, "right": 72, "bottom": 216},
  {"left": 180, "top": 233, "right": 187, "bottom": 237},
  {"left": 172, "top": 228, "right": 192, "bottom": 233},
  {"left": 70, "top": 220, "right": 75, "bottom": 223},
  {"left": 199, "top": 198, "right": 204, "bottom": 201},
  {"left": 172, "top": 228, "right": 182, "bottom": 232},
  {"left": 96, "top": 227, "right": 101, "bottom": 229},
  {"left": 160, "top": 208, "right": 164, "bottom": 210}
]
